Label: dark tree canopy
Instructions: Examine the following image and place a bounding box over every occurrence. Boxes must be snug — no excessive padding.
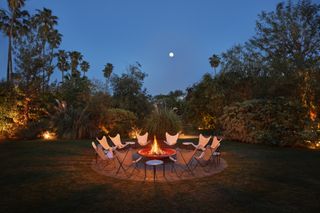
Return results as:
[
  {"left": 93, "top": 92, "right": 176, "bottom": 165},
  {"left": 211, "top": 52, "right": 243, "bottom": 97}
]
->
[
  {"left": 111, "top": 63, "right": 152, "bottom": 121},
  {"left": 250, "top": 0, "right": 320, "bottom": 73}
]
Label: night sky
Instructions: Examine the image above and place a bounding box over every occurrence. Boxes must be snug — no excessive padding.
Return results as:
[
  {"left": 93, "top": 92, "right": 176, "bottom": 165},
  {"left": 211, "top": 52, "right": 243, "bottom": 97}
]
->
[{"left": 0, "top": 0, "right": 289, "bottom": 95}]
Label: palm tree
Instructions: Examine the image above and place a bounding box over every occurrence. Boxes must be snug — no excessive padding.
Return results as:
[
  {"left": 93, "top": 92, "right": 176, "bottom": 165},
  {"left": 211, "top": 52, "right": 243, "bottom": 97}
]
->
[
  {"left": 46, "top": 29, "right": 61, "bottom": 85},
  {"left": 103, "top": 63, "right": 113, "bottom": 92},
  {"left": 69, "top": 51, "right": 83, "bottom": 78},
  {"left": 80, "top": 61, "right": 90, "bottom": 77},
  {"left": 32, "top": 8, "right": 61, "bottom": 90},
  {"left": 0, "top": 0, "right": 29, "bottom": 82},
  {"left": 57, "top": 50, "right": 70, "bottom": 83},
  {"left": 209, "top": 54, "right": 220, "bottom": 75}
]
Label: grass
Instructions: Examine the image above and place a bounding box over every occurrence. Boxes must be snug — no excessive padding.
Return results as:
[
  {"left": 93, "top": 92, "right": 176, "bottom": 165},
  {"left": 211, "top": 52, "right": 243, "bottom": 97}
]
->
[{"left": 0, "top": 139, "right": 319, "bottom": 213}]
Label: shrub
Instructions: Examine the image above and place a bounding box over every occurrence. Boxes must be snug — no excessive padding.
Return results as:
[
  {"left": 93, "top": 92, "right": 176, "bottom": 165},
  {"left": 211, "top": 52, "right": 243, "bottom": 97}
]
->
[
  {"left": 15, "top": 120, "right": 49, "bottom": 140},
  {"left": 144, "top": 109, "right": 182, "bottom": 139},
  {"left": 103, "top": 108, "right": 137, "bottom": 137},
  {"left": 219, "top": 98, "right": 308, "bottom": 146},
  {"left": 0, "top": 83, "right": 26, "bottom": 138}
]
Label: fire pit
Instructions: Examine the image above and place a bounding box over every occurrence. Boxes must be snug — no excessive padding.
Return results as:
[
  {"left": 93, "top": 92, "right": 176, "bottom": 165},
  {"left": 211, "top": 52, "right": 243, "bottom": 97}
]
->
[{"left": 138, "top": 136, "right": 176, "bottom": 159}]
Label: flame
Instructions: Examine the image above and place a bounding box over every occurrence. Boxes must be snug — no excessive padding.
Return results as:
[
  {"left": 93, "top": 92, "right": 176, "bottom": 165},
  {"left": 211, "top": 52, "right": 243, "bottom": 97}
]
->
[{"left": 149, "top": 136, "right": 165, "bottom": 155}]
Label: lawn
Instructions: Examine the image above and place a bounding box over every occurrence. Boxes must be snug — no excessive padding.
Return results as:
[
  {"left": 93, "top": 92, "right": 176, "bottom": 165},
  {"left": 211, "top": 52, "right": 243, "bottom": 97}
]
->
[{"left": 0, "top": 139, "right": 319, "bottom": 213}]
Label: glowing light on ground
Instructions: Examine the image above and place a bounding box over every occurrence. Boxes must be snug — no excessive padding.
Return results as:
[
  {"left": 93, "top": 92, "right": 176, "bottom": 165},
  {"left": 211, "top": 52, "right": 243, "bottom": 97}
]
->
[{"left": 42, "top": 131, "right": 56, "bottom": 140}]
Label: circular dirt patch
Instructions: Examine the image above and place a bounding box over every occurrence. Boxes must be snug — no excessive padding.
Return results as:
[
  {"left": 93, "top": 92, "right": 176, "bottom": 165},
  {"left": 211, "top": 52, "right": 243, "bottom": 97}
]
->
[{"left": 91, "top": 148, "right": 227, "bottom": 182}]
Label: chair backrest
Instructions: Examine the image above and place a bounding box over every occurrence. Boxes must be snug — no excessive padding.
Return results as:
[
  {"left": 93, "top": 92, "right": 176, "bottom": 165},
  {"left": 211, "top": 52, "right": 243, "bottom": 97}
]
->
[
  {"left": 202, "top": 147, "right": 213, "bottom": 161},
  {"left": 92, "top": 142, "right": 107, "bottom": 160},
  {"left": 175, "top": 148, "right": 196, "bottom": 165},
  {"left": 136, "top": 132, "right": 148, "bottom": 146},
  {"left": 210, "top": 142, "right": 220, "bottom": 152},
  {"left": 96, "top": 136, "right": 111, "bottom": 150},
  {"left": 211, "top": 136, "right": 221, "bottom": 148},
  {"left": 165, "top": 132, "right": 179, "bottom": 146},
  {"left": 109, "top": 134, "right": 122, "bottom": 146},
  {"left": 199, "top": 134, "right": 211, "bottom": 148}
]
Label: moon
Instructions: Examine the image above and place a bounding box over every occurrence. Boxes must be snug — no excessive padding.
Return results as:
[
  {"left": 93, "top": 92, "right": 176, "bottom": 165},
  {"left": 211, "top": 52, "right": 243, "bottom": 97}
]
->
[{"left": 169, "top": 52, "right": 175, "bottom": 58}]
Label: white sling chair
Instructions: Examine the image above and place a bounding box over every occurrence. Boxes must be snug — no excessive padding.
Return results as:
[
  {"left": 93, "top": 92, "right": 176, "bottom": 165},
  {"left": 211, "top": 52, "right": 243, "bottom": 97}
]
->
[
  {"left": 92, "top": 142, "right": 115, "bottom": 169},
  {"left": 210, "top": 136, "right": 223, "bottom": 165},
  {"left": 195, "top": 143, "right": 220, "bottom": 172},
  {"left": 164, "top": 132, "right": 179, "bottom": 146},
  {"left": 114, "top": 148, "right": 142, "bottom": 177},
  {"left": 183, "top": 134, "right": 212, "bottom": 150},
  {"left": 96, "top": 136, "right": 116, "bottom": 154},
  {"left": 109, "top": 134, "right": 135, "bottom": 149},
  {"left": 169, "top": 148, "right": 197, "bottom": 177},
  {"left": 136, "top": 132, "right": 149, "bottom": 146},
  {"left": 211, "top": 136, "right": 222, "bottom": 149}
]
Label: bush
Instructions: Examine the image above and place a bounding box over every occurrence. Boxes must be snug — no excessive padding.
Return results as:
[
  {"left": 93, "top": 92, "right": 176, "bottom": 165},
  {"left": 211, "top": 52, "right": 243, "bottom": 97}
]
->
[
  {"left": 103, "top": 108, "right": 137, "bottom": 137},
  {"left": 15, "top": 120, "right": 49, "bottom": 140},
  {"left": 0, "top": 83, "right": 25, "bottom": 138},
  {"left": 219, "top": 98, "right": 308, "bottom": 146},
  {"left": 144, "top": 109, "right": 182, "bottom": 139}
]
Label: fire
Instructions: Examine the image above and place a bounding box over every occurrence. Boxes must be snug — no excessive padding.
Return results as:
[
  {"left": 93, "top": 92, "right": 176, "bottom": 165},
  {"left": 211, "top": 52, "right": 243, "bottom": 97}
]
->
[{"left": 149, "top": 136, "right": 165, "bottom": 155}]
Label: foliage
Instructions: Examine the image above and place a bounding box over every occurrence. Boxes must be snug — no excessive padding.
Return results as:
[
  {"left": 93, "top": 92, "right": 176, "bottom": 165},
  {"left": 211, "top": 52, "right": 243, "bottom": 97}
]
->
[
  {"left": 0, "top": 82, "right": 24, "bottom": 138},
  {"left": 0, "top": 81, "right": 51, "bottom": 139},
  {"left": 15, "top": 119, "right": 48, "bottom": 139},
  {"left": 220, "top": 98, "right": 308, "bottom": 146},
  {"left": 250, "top": 0, "right": 320, "bottom": 111},
  {"left": 50, "top": 100, "right": 90, "bottom": 139},
  {"left": 68, "top": 51, "right": 90, "bottom": 78},
  {"left": 185, "top": 0, "right": 320, "bottom": 144},
  {"left": 144, "top": 108, "right": 182, "bottom": 139},
  {"left": 111, "top": 63, "right": 152, "bottom": 121},
  {"left": 102, "top": 62, "right": 113, "bottom": 93},
  {"left": 58, "top": 76, "right": 92, "bottom": 107},
  {"left": 102, "top": 108, "right": 137, "bottom": 137},
  {"left": 0, "top": 0, "right": 29, "bottom": 82},
  {"left": 209, "top": 54, "right": 220, "bottom": 75},
  {"left": 51, "top": 80, "right": 111, "bottom": 139},
  {"left": 153, "top": 90, "right": 185, "bottom": 115},
  {"left": 57, "top": 50, "right": 70, "bottom": 82},
  {"left": 250, "top": 0, "right": 320, "bottom": 73},
  {"left": 184, "top": 74, "right": 226, "bottom": 130}
]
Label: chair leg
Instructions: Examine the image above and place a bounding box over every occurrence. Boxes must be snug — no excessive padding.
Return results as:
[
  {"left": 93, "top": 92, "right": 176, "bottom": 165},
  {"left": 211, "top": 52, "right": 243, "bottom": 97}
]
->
[
  {"left": 172, "top": 164, "right": 182, "bottom": 178},
  {"left": 115, "top": 150, "right": 130, "bottom": 175},
  {"left": 128, "top": 163, "right": 140, "bottom": 178},
  {"left": 115, "top": 156, "right": 126, "bottom": 175}
]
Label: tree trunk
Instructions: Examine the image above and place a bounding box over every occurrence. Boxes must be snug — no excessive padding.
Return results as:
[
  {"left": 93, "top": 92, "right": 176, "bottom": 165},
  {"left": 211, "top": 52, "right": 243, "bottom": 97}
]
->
[
  {"left": 7, "top": 34, "right": 13, "bottom": 82},
  {"left": 42, "top": 42, "right": 46, "bottom": 93}
]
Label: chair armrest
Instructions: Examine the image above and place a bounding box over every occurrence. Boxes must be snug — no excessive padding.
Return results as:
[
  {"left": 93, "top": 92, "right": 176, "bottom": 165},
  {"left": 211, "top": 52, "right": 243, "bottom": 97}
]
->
[
  {"left": 195, "top": 151, "right": 205, "bottom": 160},
  {"left": 183, "top": 142, "right": 198, "bottom": 148},
  {"left": 110, "top": 146, "right": 117, "bottom": 151},
  {"left": 197, "top": 145, "right": 206, "bottom": 151},
  {"left": 133, "top": 156, "right": 142, "bottom": 163},
  {"left": 169, "top": 156, "right": 176, "bottom": 162},
  {"left": 126, "top": 141, "right": 135, "bottom": 145},
  {"left": 117, "top": 143, "right": 130, "bottom": 149},
  {"left": 163, "top": 141, "right": 170, "bottom": 146}
]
